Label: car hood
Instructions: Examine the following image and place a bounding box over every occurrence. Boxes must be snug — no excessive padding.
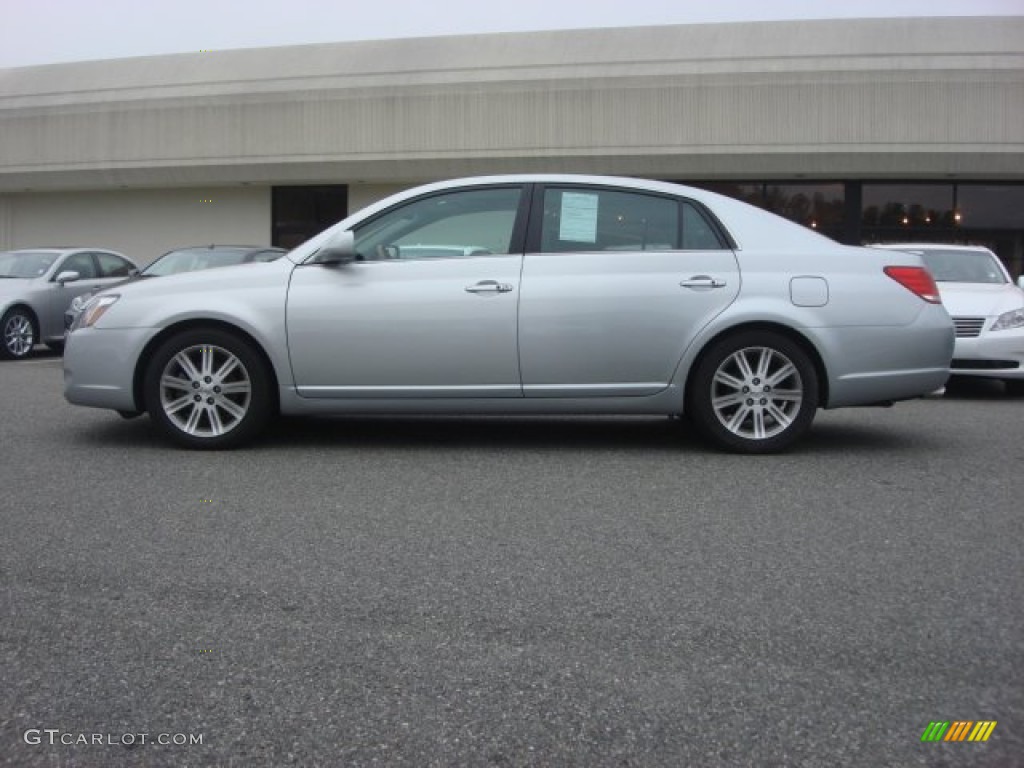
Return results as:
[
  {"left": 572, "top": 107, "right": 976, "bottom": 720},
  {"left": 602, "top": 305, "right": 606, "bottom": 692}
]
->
[
  {"left": 111, "top": 258, "right": 293, "bottom": 301},
  {"left": 937, "top": 282, "right": 1024, "bottom": 317}
]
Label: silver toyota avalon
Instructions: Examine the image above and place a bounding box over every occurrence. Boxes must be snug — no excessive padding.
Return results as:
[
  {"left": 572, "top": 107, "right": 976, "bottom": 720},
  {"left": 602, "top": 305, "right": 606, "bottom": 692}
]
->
[{"left": 64, "top": 175, "right": 954, "bottom": 453}]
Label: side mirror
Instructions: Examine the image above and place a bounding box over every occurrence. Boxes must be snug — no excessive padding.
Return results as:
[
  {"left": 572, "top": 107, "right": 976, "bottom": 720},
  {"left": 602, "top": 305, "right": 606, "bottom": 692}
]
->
[
  {"left": 312, "top": 231, "right": 356, "bottom": 265},
  {"left": 128, "top": 268, "right": 140, "bottom": 278},
  {"left": 55, "top": 270, "right": 81, "bottom": 285}
]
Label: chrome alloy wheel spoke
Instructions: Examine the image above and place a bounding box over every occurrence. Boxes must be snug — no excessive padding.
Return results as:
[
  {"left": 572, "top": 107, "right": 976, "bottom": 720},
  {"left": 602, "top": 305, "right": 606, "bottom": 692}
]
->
[
  {"left": 160, "top": 345, "right": 251, "bottom": 437},
  {"left": 765, "top": 362, "right": 798, "bottom": 389},
  {"left": 711, "top": 346, "right": 803, "bottom": 440},
  {"left": 173, "top": 350, "right": 203, "bottom": 382}
]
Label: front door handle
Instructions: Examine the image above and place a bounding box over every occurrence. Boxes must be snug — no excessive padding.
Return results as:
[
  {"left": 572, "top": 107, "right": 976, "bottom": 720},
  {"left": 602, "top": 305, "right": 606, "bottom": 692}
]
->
[
  {"left": 465, "top": 280, "right": 513, "bottom": 294},
  {"left": 680, "top": 275, "right": 727, "bottom": 289}
]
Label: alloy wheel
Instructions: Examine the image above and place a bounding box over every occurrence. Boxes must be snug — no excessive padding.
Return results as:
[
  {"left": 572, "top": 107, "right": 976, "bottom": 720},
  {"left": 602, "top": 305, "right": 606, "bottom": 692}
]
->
[
  {"left": 3, "top": 313, "right": 34, "bottom": 358},
  {"left": 158, "top": 344, "right": 253, "bottom": 437},
  {"left": 709, "top": 345, "right": 804, "bottom": 441}
]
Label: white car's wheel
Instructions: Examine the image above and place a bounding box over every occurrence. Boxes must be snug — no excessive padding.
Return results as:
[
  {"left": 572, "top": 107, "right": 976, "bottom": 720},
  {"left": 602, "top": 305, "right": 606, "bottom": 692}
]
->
[
  {"left": 1, "top": 308, "right": 36, "bottom": 360},
  {"left": 144, "top": 329, "right": 272, "bottom": 449},
  {"left": 687, "top": 331, "right": 819, "bottom": 453}
]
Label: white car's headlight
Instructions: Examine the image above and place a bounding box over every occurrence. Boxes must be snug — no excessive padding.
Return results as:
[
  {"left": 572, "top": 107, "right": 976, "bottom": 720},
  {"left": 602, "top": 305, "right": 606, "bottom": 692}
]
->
[
  {"left": 990, "top": 307, "right": 1024, "bottom": 332},
  {"left": 78, "top": 294, "right": 120, "bottom": 329}
]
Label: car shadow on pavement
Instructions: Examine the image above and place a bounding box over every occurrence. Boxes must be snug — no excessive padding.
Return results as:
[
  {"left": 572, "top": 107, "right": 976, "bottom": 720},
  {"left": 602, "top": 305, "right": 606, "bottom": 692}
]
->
[
  {"left": 261, "top": 415, "right": 699, "bottom": 454},
  {"left": 254, "top": 414, "right": 920, "bottom": 456},
  {"left": 69, "top": 411, "right": 928, "bottom": 455},
  {"left": 940, "top": 377, "right": 1021, "bottom": 400}
]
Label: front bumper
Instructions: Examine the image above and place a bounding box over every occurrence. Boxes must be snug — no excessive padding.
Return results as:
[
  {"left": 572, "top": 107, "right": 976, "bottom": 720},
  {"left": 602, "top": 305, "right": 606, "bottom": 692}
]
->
[
  {"left": 951, "top": 325, "right": 1024, "bottom": 380},
  {"left": 63, "top": 326, "right": 153, "bottom": 411}
]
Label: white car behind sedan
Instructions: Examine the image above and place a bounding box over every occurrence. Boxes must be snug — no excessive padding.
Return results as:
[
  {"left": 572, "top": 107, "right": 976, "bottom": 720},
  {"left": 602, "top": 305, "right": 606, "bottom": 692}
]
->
[{"left": 874, "top": 244, "right": 1024, "bottom": 395}]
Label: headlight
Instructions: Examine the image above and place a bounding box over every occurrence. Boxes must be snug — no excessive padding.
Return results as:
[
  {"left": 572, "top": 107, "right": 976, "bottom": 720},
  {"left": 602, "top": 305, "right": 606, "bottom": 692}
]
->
[
  {"left": 69, "top": 293, "right": 95, "bottom": 313},
  {"left": 77, "top": 294, "right": 120, "bottom": 329},
  {"left": 991, "top": 307, "right": 1024, "bottom": 332}
]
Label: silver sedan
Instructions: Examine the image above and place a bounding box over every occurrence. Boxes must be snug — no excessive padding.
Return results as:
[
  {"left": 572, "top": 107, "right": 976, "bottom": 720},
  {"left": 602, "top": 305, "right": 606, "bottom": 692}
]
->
[
  {"left": 1, "top": 248, "right": 137, "bottom": 359},
  {"left": 64, "top": 176, "right": 954, "bottom": 453}
]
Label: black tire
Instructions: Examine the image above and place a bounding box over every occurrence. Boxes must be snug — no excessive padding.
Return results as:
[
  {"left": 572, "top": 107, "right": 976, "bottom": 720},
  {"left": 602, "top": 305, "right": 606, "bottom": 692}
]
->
[
  {"left": 47, "top": 340, "right": 65, "bottom": 355},
  {"left": 686, "top": 330, "right": 819, "bottom": 454},
  {"left": 143, "top": 328, "right": 272, "bottom": 449},
  {"left": 1005, "top": 380, "right": 1024, "bottom": 397},
  {"left": 1, "top": 308, "right": 37, "bottom": 360}
]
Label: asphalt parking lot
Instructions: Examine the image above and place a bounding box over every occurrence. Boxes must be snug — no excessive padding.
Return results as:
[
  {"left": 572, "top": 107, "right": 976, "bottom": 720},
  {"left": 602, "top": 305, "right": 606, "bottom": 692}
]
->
[{"left": 1, "top": 350, "right": 1022, "bottom": 767}]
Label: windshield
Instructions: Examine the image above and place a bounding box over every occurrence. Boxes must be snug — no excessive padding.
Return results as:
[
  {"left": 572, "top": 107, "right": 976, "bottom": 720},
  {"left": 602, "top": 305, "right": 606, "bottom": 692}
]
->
[
  {"left": 142, "top": 247, "right": 281, "bottom": 277},
  {"left": 0, "top": 251, "right": 58, "bottom": 278},
  {"left": 919, "top": 249, "right": 1008, "bottom": 284}
]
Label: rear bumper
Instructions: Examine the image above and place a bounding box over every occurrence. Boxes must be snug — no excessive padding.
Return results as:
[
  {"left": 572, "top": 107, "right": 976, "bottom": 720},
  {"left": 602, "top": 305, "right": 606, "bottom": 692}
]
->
[{"left": 824, "top": 305, "right": 954, "bottom": 407}]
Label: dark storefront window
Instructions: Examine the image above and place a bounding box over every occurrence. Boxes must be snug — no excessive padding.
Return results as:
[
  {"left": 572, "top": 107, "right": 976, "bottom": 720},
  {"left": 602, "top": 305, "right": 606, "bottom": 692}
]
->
[
  {"left": 861, "top": 184, "right": 955, "bottom": 230},
  {"left": 694, "top": 182, "right": 763, "bottom": 208},
  {"left": 689, "top": 182, "right": 845, "bottom": 239},
  {"left": 272, "top": 186, "right": 348, "bottom": 249},
  {"left": 764, "top": 183, "right": 844, "bottom": 238},
  {"left": 956, "top": 184, "right": 1024, "bottom": 229}
]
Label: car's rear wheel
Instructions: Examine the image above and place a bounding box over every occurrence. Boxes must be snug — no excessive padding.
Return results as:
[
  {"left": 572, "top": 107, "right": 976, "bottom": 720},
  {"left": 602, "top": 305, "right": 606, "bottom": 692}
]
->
[
  {"left": 687, "top": 330, "right": 819, "bottom": 453},
  {"left": 143, "top": 329, "right": 272, "bottom": 449},
  {"left": 1, "top": 308, "right": 37, "bottom": 360}
]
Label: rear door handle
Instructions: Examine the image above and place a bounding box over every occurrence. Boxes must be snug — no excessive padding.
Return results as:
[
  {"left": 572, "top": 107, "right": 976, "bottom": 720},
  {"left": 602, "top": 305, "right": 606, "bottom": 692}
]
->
[
  {"left": 465, "top": 280, "right": 513, "bottom": 294},
  {"left": 680, "top": 275, "right": 727, "bottom": 289}
]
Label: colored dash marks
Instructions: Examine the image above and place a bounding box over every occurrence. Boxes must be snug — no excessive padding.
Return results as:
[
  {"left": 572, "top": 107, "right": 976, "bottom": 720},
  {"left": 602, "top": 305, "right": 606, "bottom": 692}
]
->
[{"left": 921, "top": 721, "right": 997, "bottom": 742}]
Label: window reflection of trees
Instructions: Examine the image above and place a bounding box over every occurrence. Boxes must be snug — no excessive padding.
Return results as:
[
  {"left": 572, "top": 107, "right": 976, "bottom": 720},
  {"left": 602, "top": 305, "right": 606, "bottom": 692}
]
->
[{"left": 690, "top": 182, "right": 844, "bottom": 236}]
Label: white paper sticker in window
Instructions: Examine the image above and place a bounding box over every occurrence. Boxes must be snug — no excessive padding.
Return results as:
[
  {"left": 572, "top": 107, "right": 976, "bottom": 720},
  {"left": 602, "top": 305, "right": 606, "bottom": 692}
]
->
[{"left": 559, "top": 192, "right": 599, "bottom": 243}]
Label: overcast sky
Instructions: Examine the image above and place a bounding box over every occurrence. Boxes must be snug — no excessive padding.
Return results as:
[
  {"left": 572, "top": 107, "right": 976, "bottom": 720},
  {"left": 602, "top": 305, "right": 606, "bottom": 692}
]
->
[{"left": 1, "top": 0, "right": 1021, "bottom": 69}]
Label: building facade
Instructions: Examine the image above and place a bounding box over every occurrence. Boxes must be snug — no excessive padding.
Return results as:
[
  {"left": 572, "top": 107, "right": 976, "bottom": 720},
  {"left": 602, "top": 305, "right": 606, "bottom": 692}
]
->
[{"left": 1, "top": 17, "right": 1022, "bottom": 271}]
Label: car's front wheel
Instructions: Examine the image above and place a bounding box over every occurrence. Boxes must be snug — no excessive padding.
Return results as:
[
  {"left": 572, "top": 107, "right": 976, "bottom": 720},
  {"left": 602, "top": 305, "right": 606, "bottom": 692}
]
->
[
  {"left": 686, "top": 330, "right": 819, "bottom": 453},
  {"left": 1005, "top": 380, "right": 1024, "bottom": 397},
  {"left": 1, "top": 308, "right": 37, "bottom": 360},
  {"left": 143, "top": 329, "right": 272, "bottom": 449}
]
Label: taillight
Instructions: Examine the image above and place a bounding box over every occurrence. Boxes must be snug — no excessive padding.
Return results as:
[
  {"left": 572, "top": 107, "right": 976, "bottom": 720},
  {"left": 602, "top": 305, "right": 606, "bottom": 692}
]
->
[{"left": 883, "top": 266, "right": 941, "bottom": 304}]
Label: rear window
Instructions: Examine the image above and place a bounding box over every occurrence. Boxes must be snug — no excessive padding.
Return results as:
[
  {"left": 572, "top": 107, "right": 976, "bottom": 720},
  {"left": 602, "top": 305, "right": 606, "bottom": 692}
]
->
[{"left": 918, "top": 250, "right": 1007, "bottom": 284}]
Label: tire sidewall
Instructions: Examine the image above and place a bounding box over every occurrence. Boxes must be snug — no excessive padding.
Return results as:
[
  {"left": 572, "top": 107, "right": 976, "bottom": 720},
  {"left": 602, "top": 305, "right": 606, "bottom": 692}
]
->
[
  {"left": 687, "top": 330, "right": 819, "bottom": 454},
  {"left": 143, "top": 328, "right": 271, "bottom": 449}
]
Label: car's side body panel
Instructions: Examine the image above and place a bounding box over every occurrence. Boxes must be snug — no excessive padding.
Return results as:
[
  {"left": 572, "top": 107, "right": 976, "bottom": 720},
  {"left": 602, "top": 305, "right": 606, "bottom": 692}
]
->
[
  {"left": 518, "top": 248, "right": 741, "bottom": 397},
  {"left": 286, "top": 256, "right": 524, "bottom": 398}
]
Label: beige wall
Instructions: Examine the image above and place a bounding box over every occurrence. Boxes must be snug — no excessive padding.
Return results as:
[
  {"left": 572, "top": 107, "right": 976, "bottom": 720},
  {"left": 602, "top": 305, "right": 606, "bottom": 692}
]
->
[
  {"left": 348, "top": 184, "right": 409, "bottom": 215},
  {"left": 2, "top": 187, "right": 271, "bottom": 265},
  {"left": 1, "top": 18, "right": 1021, "bottom": 192}
]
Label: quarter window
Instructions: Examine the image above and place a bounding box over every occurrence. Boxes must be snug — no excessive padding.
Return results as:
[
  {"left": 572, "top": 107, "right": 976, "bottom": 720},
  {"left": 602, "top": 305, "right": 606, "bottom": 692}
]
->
[
  {"left": 353, "top": 187, "right": 522, "bottom": 261},
  {"left": 682, "top": 202, "right": 726, "bottom": 250}
]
